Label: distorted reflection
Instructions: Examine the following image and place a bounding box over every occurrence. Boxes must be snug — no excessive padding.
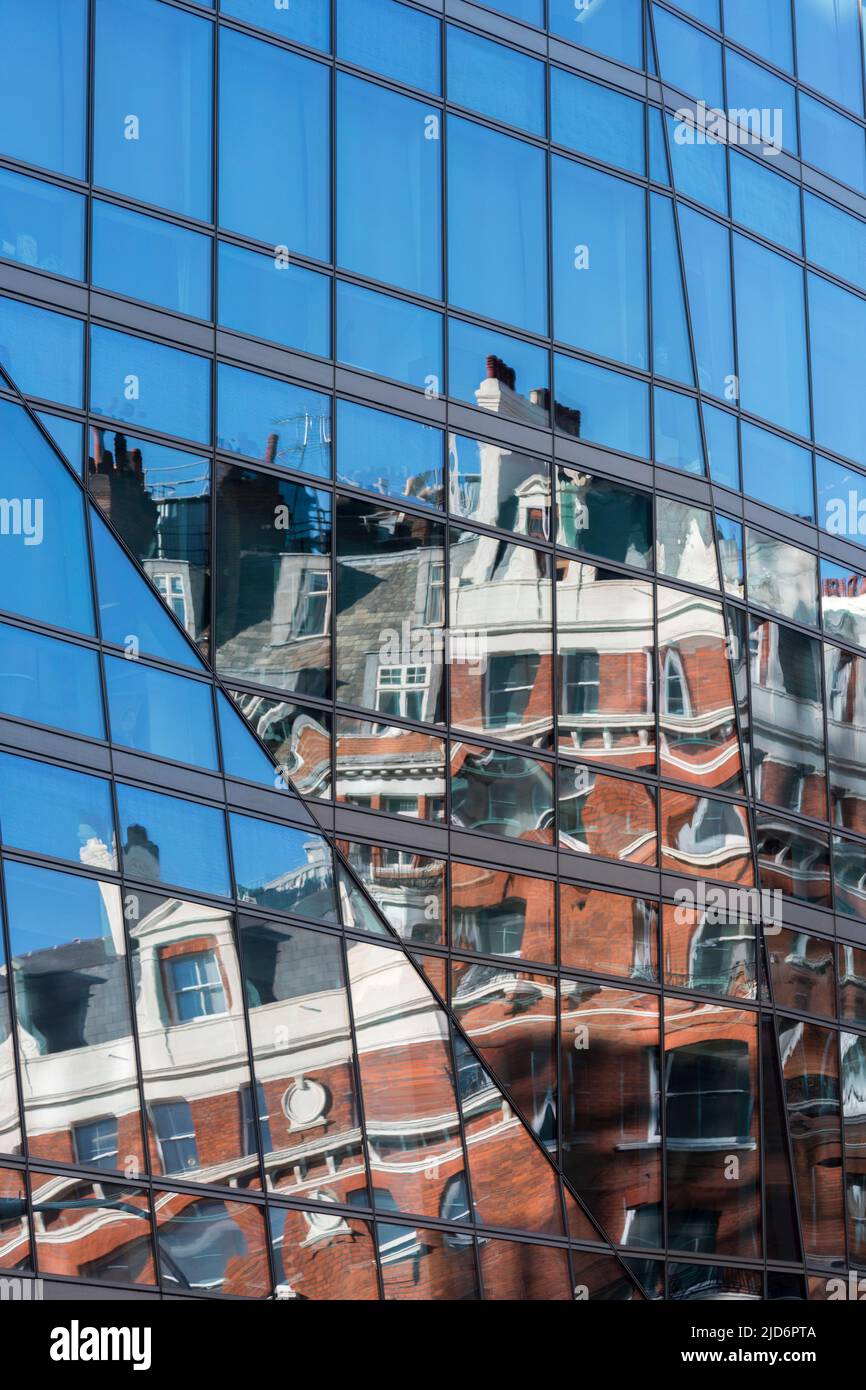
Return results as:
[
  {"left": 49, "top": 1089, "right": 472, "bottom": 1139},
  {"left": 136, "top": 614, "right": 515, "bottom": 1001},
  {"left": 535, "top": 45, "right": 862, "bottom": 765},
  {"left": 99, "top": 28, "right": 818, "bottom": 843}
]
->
[
  {"left": 657, "top": 585, "right": 745, "bottom": 793},
  {"left": 215, "top": 463, "right": 331, "bottom": 698},
  {"left": 660, "top": 790, "right": 753, "bottom": 882},
  {"left": 749, "top": 617, "right": 827, "bottom": 821},
  {"left": 449, "top": 526, "right": 553, "bottom": 745},
  {"left": 0, "top": 1167, "right": 29, "bottom": 1271},
  {"left": 338, "top": 839, "right": 445, "bottom": 946},
  {"left": 825, "top": 644, "right": 866, "bottom": 830},
  {"left": 451, "top": 861, "right": 555, "bottom": 963},
  {"left": 777, "top": 1016, "right": 845, "bottom": 1267},
  {"left": 452, "top": 962, "right": 556, "bottom": 1143},
  {"left": 377, "top": 1220, "right": 478, "bottom": 1300},
  {"left": 716, "top": 515, "right": 744, "bottom": 599},
  {"left": 761, "top": 1016, "right": 802, "bottom": 1265},
  {"left": 560, "top": 983, "right": 661, "bottom": 1248},
  {"left": 5, "top": 861, "right": 144, "bottom": 1176},
  {"left": 767, "top": 928, "right": 836, "bottom": 1019},
  {"left": 269, "top": 1206, "right": 378, "bottom": 1300},
  {"left": 239, "top": 918, "right": 367, "bottom": 1205},
  {"left": 663, "top": 903, "right": 757, "bottom": 1001},
  {"left": 656, "top": 497, "right": 720, "bottom": 590},
  {"left": 230, "top": 814, "right": 338, "bottom": 920},
  {"left": 571, "top": 1249, "right": 647, "bottom": 1300},
  {"left": 839, "top": 942, "right": 866, "bottom": 1026},
  {"left": 665, "top": 999, "right": 760, "bottom": 1261},
  {"left": 449, "top": 433, "right": 551, "bottom": 538},
  {"left": 479, "top": 1236, "right": 571, "bottom": 1300},
  {"left": 155, "top": 1191, "right": 270, "bottom": 1297},
  {"left": 556, "top": 467, "right": 652, "bottom": 569},
  {"left": 746, "top": 529, "right": 818, "bottom": 627},
  {"left": 31, "top": 1173, "right": 155, "bottom": 1285},
  {"left": 127, "top": 892, "right": 255, "bottom": 1188},
  {"left": 668, "top": 1263, "right": 762, "bottom": 1300},
  {"left": 0, "top": 929, "right": 20, "bottom": 1157},
  {"left": 756, "top": 811, "right": 831, "bottom": 908},
  {"left": 559, "top": 763, "right": 657, "bottom": 864},
  {"left": 560, "top": 885, "right": 658, "bottom": 981},
  {"left": 229, "top": 689, "right": 331, "bottom": 800},
  {"left": 834, "top": 832, "right": 866, "bottom": 921},
  {"left": 841, "top": 1031, "right": 866, "bottom": 1268},
  {"left": 452, "top": 743, "right": 554, "bottom": 844},
  {"left": 557, "top": 561, "right": 655, "bottom": 772},
  {"left": 821, "top": 558, "right": 866, "bottom": 651},
  {"left": 336, "top": 714, "right": 447, "bottom": 824},
  {"left": 336, "top": 496, "right": 445, "bottom": 724},
  {"left": 89, "top": 427, "right": 210, "bottom": 655}
]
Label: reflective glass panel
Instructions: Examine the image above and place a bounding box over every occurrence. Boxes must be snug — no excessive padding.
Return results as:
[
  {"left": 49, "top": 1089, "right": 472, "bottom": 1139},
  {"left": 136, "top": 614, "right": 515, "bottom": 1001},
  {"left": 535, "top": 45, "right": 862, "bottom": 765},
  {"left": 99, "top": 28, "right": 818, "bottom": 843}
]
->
[
  {"left": 734, "top": 235, "right": 809, "bottom": 438},
  {"left": 450, "top": 434, "right": 549, "bottom": 537},
  {"left": 116, "top": 784, "right": 230, "bottom": 897},
  {"left": 549, "top": 0, "right": 642, "bottom": 68},
  {"left": 0, "top": 1168, "right": 28, "bottom": 1268},
  {"left": 794, "top": 0, "right": 863, "bottom": 115},
  {"left": 660, "top": 789, "right": 753, "bottom": 881},
  {"left": 217, "top": 243, "right": 330, "bottom": 359},
  {"left": 337, "top": 280, "right": 442, "bottom": 391},
  {"left": 0, "top": 167, "right": 84, "bottom": 279},
  {"left": 216, "top": 363, "right": 331, "bottom": 478},
  {"left": 756, "top": 810, "right": 831, "bottom": 910},
  {"left": 745, "top": 530, "right": 818, "bottom": 627},
  {"left": 0, "top": 622, "right": 103, "bottom": 739},
  {"left": 448, "top": 318, "right": 549, "bottom": 421},
  {"left": 825, "top": 644, "right": 866, "bottom": 832},
  {"left": 92, "top": 201, "right": 211, "bottom": 319},
  {"left": 651, "top": 193, "right": 692, "bottom": 386},
  {"left": 805, "top": 192, "right": 866, "bottom": 293},
  {"left": 777, "top": 1016, "right": 845, "bottom": 1266},
  {"left": 451, "top": 861, "right": 554, "bottom": 963},
  {"left": 447, "top": 26, "right": 545, "bottom": 137},
  {"left": 270, "top": 1208, "right": 378, "bottom": 1300},
  {"left": 0, "top": 0, "right": 87, "bottom": 177},
  {"left": 0, "top": 296, "right": 83, "bottom": 407},
  {"left": 800, "top": 93, "right": 866, "bottom": 193},
  {"left": 663, "top": 902, "right": 756, "bottom": 1001},
  {"left": 741, "top": 422, "right": 813, "bottom": 521},
  {"left": 337, "top": 400, "right": 443, "bottom": 509},
  {"left": 227, "top": 690, "right": 332, "bottom": 801},
  {"left": 452, "top": 744, "right": 554, "bottom": 845},
  {"left": 749, "top": 617, "right": 827, "bottom": 821},
  {"left": 479, "top": 1237, "right": 571, "bottom": 1300},
  {"left": 90, "top": 326, "right": 210, "bottom": 445},
  {"left": 221, "top": 0, "right": 330, "bottom": 49},
  {"left": 336, "top": 714, "right": 447, "bottom": 823},
  {"left": 338, "top": 840, "right": 445, "bottom": 946},
  {"left": 656, "top": 498, "right": 719, "bottom": 588},
  {"left": 560, "top": 885, "right": 659, "bottom": 982},
  {"left": 556, "top": 468, "right": 652, "bottom": 569},
  {"left": 551, "top": 68, "right": 643, "bottom": 176},
  {"left": 821, "top": 558, "right": 866, "bottom": 651},
  {"left": 768, "top": 927, "right": 835, "bottom": 1020},
  {"left": 559, "top": 763, "right": 657, "bottom": 864},
  {"left": 678, "top": 205, "right": 734, "bottom": 401},
  {"left": 724, "top": 49, "right": 797, "bottom": 156},
  {"left": 553, "top": 355, "right": 649, "bottom": 456},
  {"left": 810, "top": 273, "right": 866, "bottom": 468},
  {"left": 730, "top": 153, "right": 801, "bottom": 255},
  {"left": 337, "top": 0, "right": 439, "bottom": 92},
  {"left": 652, "top": 5, "right": 723, "bottom": 106},
  {"left": 654, "top": 387, "right": 704, "bottom": 476},
  {"left": 104, "top": 655, "right": 217, "bottom": 769},
  {"left": 723, "top": 0, "right": 792, "bottom": 71},
  {"left": 156, "top": 1194, "right": 270, "bottom": 1298},
  {"left": 31, "top": 1175, "right": 155, "bottom": 1286},
  {"left": 231, "top": 813, "right": 338, "bottom": 921},
  {"left": 0, "top": 751, "right": 116, "bottom": 871}
]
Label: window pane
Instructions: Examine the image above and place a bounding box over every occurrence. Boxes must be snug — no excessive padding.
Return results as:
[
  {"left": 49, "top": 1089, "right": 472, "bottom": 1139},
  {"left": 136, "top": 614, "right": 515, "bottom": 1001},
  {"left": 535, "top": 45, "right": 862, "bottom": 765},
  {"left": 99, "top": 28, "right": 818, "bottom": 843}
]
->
[
  {"left": 117, "top": 784, "right": 230, "bottom": 896},
  {"left": 794, "top": 0, "right": 862, "bottom": 116},
  {"left": 449, "top": 433, "right": 550, "bottom": 536},
  {"left": 549, "top": 0, "right": 642, "bottom": 68},
  {"left": 0, "top": 296, "right": 83, "bottom": 407},
  {"left": 219, "top": 29, "right": 330, "bottom": 258},
  {"left": 730, "top": 154, "right": 801, "bottom": 255},
  {"left": 651, "top": 193, "right": 693, "bottom": 385},
  {"left": 666, "top": 111, "right": 727, "bottom": 215},
  {"left": 90, "top": 326, "right": 211, "bottom": 445},
  {"left": 559, "top": 763, "right": 657, "bottom": 863},
  {"left": 725, "top": 50, "right": 797, "bottom": 156},
  {"left": 553, "top": 354, "right": 649, "bottom": 456},
  {"left": 217, "top": 362, "right": 331, "bottom": 478},
  {"left": 0, "top": 751, "right": 116, "bottom": 869},
  {"left": 553, "top": 157, "right": 646, "bottom": 370},
  {"left": 551, "top": 68, "right": 644, "bottom": 176},
  {"left": 741, "top": 422, "right": 813, "bottom": 522},
  {"left": 447, "top": 26, "right": 545, "bottom": 137},
  {"left": 337, "top": 74, "right": 441, "bottom": 298},
  {"left": 734, "top": 235, "right": 809, "bottom": 437},
  {"left": 337, "top": 399, "right": 443, "bottom": 507},
  {"left": 560, "top": 884, "right": 658, "bottom": 981},
  {"left": 92, "top": 202, "right": 211, "bottom": 319},
  {"left": 817, "top": 455, "right": 866, "bottom": 547},
  {"left": 652, "top": 5, "right": 723, "bottom": 106},
  {"left": 654, "top": 387, "right": 704, "bottom": 475},
  {"left": 724, "top": 0, "right": 792, "bottom": 71},
  {"left": 32, "top": 1177, "right": 155, "bottom": 1286},
  {"left": 221, "top": 0, "right": 330, "bottom": 49},
  {"left": 337, "top": 280, "right": 442, "bottom": 391},
  {"left": 231, "top": 812, "right": 338, "bottom": 920},
  {"left": 94, "top": 0, "right": 212, "bottom": 219},
  {"left": 270, "top": 1209, "right": 378, "bottom": 1300},
  {"left": 556, "top": 467, "right": 652, "bottom": 568},
  {"left": 0, "top": 400, "right": 94, "bottom": 635},
  {"left": 0, "top": 168, "right": 85, "bottom": 279},
  {"left": 821, "top": 557, "right": 866, "bottom": 649},
  {"left": 452, "top": 744, "right": 554, "bottom": 844},
  {"left": 337, "top": 0, "right": 440, "bottom": 92},
  {"left": 0, "top": 0, "right": 87, "bottom": 177},
  {"left": 0, "top": 622, "right": 103, "bottom": 738},
  {"left": 826, "top": 645, "right": 866, "bottom": 832},
  {"left": 217, "top": 242, "right": 329, "bottom": 358},
  {"left": 448, "top": 317, "right": 549, "bottom": 420},
  {"left": 678, "top": 206, "right": 734, "bottom": 400},
  {"left": 800, "top": 93, "right": 866, "bottom": 194},
  {"left": 745, "top": 530, "right": 818, "bottom": 627},
  {"left": 104, "top": 655, "right": 217, "bottom": 768},
  {"left": 749, "top": 616, "right": 826, "bottom": 820},
  {"left": 448, "top": 115, "right": 547, "bottom": 336},
  {"left": 805, "top": 192, "right": 866, "bottom": 293},
  {"left": 38, "top": 412, "right": 84, "bottom": 474},
  {"left": 809, "top": 272, "right": 866, "bottom": 468},
  {"left": 452, "top": 860, "right": 554, "bottom": 962},
  {"left": 156, "top": 1195, "right": 270, "bottom": 1298}
]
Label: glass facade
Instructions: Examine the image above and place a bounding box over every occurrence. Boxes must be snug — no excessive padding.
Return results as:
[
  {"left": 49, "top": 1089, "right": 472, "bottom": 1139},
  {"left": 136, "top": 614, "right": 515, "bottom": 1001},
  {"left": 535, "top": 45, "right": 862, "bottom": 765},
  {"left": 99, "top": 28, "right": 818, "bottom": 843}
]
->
[{"left": 1, "top": 0, "right": 866, "bottom": 1307}]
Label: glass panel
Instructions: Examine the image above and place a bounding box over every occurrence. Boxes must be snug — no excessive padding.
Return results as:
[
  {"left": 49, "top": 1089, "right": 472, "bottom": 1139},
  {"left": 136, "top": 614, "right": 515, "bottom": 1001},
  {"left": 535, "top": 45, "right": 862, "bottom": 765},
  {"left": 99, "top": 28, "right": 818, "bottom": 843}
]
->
[
  {"left": 452, "top": 861, "right": 554, "bottom": 964},
  {"left": 448, "top": 115, "right": 547, "bottom": 336},
  {"left": 560, "top": 884, "right": 659, "bottom": 982},
  {"left": 337, "top": 280, "right": 442, "bottom": 392},
  {"left": 756, "top": 810, "right": 831, "bottom": 910},
  {"left": 551, "top": 68, "right": 644, "bottom": 176},
  {"left": 559, "top": 763, "right": 657, "bottom": 864},
  {"left": 449, "top": 527, "right": 553, "bottom": 744},
  {"left": 31, "top": 1175, "right": 155, "bottom": 1285},
  {"left": 734, "top": 235, "right": 809, "bottom": 438},
  {"left": 337, "top": 400, "right": 444, "bottom": 509},
  {"left": 479, "top": 1237, "right": 571, "bottom": 1300},
  {"left": 104, "top": 655, "right": 217, "bottom": 769},
  {"left": 0, "top": 0, "right": 87, "bottom": 177},
  {"left": 669, "top": 1262, "right": 761, "bottom": 1299},
  {"left": 777, "top": 1016, "right": 845, "bottom": 1268},
  {"left": 156, "top": 1194, "right": 270, "bottom": 1297},
  {"left": 768, "top": 927, "right": 835, "bottom": 1020},
  {"left": 557, "top": 560, "right": 655, "bottom": 772},
  {"left": 800, "top": 92, "right": 866, "bottom": 193},
  {"left": 652, "top": 5, "right": 723, "bottom": 106},
  {"left": 0, "top": 296, "right": 83, "bottom": 407},
  {"left": 656, "top": 498, "right": 719, "bottom": 588},
  {"left": 825, "top": 644, "right": 866, "bottom": 831},
  {"left": 842, "top": 1031, "right": 866, "bottom": 1268},
  {"left": 553, "top": 157, "right": 647, "bottom": 370},
  {"left": 0, "top": 912, "right": 20, "bottom": 1157},
  {"left": 447, "top": 26, "right": 545, "bottom": 137},
  {"left": 730, "top": 153, "right": 801, "bottom": 255},
  {"left": 214, "top": 464, "right": 331, "bottom": 698},
  {"left": 651, "top": 194, "right": 693, "bottom": 386},
  {"left": 0, "top": 167, "right": 84, "bottom": 279},
  {"left": 556, "top": 468, "right": 652, "bottom": 568},
  {"left": 335, "top": 496, "right": 445, "bottom": 725},
  {"left": 221, "top": 0, "right": 330, "bottom": 49},
  {"left": 561, "top": 984, "right": 661, "bottom": 1247},
  {"left": 549, "top": 0, "right": 643, "bottom": 68},
  {"left": 92, "top": 200, "right": 210, "bottom": 319},
  {"left": 821, "top": 558, "right": 866, "bottom": 651},
  {"left": 0, "top": 1168, "right": 29, "bottom": 1269},
  {"left": 761, "top": 1015, "right": 801, "bottom": 1264},
  {"left": 0, "top": 400, "right": 93, "bottom": 635},
  {"left": 116, "top": 784, "right": 230, "bottom": 897},
  {"left": 804, "top": 192, "right": 866, "bottom": 293},
  {"left": 453, "top": 744, "right": 555, "bottom": 845},
  {"left": 665, "top": 998, "right": 760, "bottom": 1259},
  {"left": 725, "top": 50, "right": 797, "bottom": 155},
  {"left": 337, "top": 73, "right": 441, "bottom": 298},
  {"left": 716, "top": 514, "right": 744, "bottom": 597},
  {"left": 553, "top": 355, "right": 649, "bottom": 456},
  {"left": 88, "top": 429, "right": 210, "bottom": 653},
  {"left": 841, "top": 952, "right": 866, "bottom": 1027},
  {"left": 0, "top": 624, "right": 102, "bottom": 739},
  {"left": 217, "top": 242, "right": 329, "bottom": 359},
  {"left": 666, "top": 111, "right": 727, "bottom": 216},
  {"left": 338, "top": 840, "right": 446, "bottom": 946},
  {"left": 654, "top": 387, "right": 704, "bottom": 476},
  {"left": 749, "top": 617, "right": 827, "bottom": 821},
  {"left": 216, "top": 364, "right": 331, "bottom": 479},
  {"left": 656, "top": 585, "right": 744, "bottom": 794},
  {"left": 794, "top": 0, "right": 863, "bottom": 115},
  {"left": 270, "top": 1208, "right": 378, "bottom": 1300},
  {"left": 448, "top": 317, "right": 549, "bottom": 421},
  {"left": 38, "top": 412, "right": 84, "bottom": 474},
  {"left": 741, "top": 422, "right": 813, "bottom": 521},
  {"left": 810, "top": 273, "right": 866, "bottom": 469},
  {"left": 660, "top": 789, "right": 753, "bottom": 881},
  {"left": 663, "top": 902, "right": 757, "bottom": 1000},
  {"left": 724, "top": 0, "right": 792, "bottom": 71},
  {"left": 4, "top": 862, "right": 143, "bottom": 1175},
  {"left": 376, "top": 1219, "right": 478, "bottom": 1299},
  {"left": 745, "top": 529, "right": 818, "bottom": 627},
  {"left": 678, "top": 205, "right": 734, "bottom": 401},
  {"left": 337, "top": 0, "right": 439, "bottom": 93},
  {"left": 90, "top": 326, "right": 210, "bottom": 445},
  {"left": 452, "top": 961, "right": 556, "bottom": 1142},
  {"left": 219, "top": 28, "right": 329, "bottom": 257},
  {"left": 231, "top": 813, "right": 337, "bottom": 921},
  {"left": 336, "top": 713, "right": 447, "bottom": 823},
  {"left": 0, "top": 751, "right": 116, "bottom": 870},
  {"left": 226, "top": 690, "right": 331, "bottom": 801}
]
